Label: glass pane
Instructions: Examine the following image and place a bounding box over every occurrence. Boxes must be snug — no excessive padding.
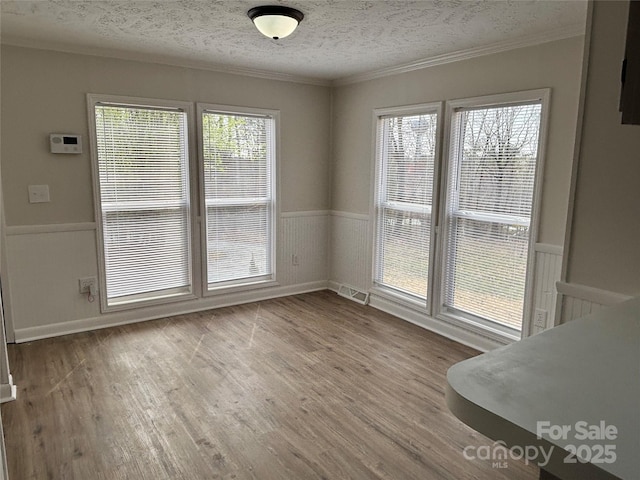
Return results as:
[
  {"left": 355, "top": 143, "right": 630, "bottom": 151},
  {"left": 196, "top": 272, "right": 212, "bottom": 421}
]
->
[
  {"left": 96, "top": 106, "right": 189, "bottom": 204},
  {"left": 202, "top": 113, "right": 268, "bottom": 200},
  {"left": 384, "top": 115, "right": 437, "bottom": 206},
  {"left": 379, "top": 208, "right": 430, "bottom": 298},
  {"left": 445, "top": 218, "right": 529, "bottom": 329},
  {"left": 457, "top": 104, "right": 541, "bottom": 216},
  {"left": 94, "top": 104, "right": 191, "bottom": 303},
  {"left": 444, "top": 102, "right": 542, "bottom": 331},
  {"left": 103, "top": 207, "right": 191, "bottom": 300},
  {"left": 375, "top": 112, "right": 437, "bottom": 300},
  {"left": 206, "top": 204, "right": 269, "bottom": 284},
  {"left": 201, "top": 111, "right": 273, "bottom": 287}
]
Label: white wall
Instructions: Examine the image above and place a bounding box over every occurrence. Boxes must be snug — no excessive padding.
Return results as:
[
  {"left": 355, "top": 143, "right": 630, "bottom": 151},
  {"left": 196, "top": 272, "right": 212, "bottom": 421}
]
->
[
  {"left": 564, "top": 1, "right": 640, "bottom": 298},
  {"left": 2, "top": 46, "right": 331, "bottom": 224},
  {"left": 329, "top": 37, "right": 585, "bottom": 331},
  {"left": 1, "top": 46, "right": 332, "bottom": 340}
]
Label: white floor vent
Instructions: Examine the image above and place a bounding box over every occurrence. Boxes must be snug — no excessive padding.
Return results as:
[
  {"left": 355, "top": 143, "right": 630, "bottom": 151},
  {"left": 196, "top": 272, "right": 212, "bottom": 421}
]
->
[{"left": 337, "top": 284, "right": 370, "bottom": 305}]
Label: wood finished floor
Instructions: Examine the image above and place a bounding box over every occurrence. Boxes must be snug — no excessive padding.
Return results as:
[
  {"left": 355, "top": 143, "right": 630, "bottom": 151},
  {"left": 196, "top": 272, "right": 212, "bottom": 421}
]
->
[{"left": 2, "top": 291, "right": 538, "bottom": 480}]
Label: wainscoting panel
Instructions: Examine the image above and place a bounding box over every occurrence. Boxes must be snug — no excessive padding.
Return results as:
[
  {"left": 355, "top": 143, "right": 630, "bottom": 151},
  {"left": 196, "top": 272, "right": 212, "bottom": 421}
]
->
[
  {"left": 529, "top": 243, "right": 563, "bottom": 335},
  {"left": 279, "top": 211, "right": 329, "bottom": 286},
  {"left": 5, "top": 228, "right": 101, "bottom": 330},
  {"left": 561, "top": 296, "right": 604, "bottom": 322},
  {"left": 326, "top": 219, "right": 565, "bottom": 339},
  {"left": 329, "top": 211, "right": 370, "bottom": 292},
  {"left": 5, "top": 213, "right": 330, "bottom": 341}
]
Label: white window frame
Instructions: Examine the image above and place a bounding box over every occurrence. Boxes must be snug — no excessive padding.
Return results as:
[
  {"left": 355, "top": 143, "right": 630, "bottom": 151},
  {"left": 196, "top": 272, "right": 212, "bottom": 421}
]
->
[
  {"left": 434, "top": 89, "right": 550, "bottom": 341},
  {"left": 87, "top": 94, "right": 199, "bottom": 312},
  {"left": 369, "top": 90, "right": 550, "bottom": 343},
  {"left": 196, "top": 103, "right": 279, "bottom": 295},
  {"left": 370, "top": 102, "right": 443, "bottom": 314}
]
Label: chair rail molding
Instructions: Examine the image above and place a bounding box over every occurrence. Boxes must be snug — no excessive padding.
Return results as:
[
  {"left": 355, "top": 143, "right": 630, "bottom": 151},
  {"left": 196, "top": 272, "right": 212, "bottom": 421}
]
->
[{"left": 557, "top": 281, "right": 633, "bottom": 323}]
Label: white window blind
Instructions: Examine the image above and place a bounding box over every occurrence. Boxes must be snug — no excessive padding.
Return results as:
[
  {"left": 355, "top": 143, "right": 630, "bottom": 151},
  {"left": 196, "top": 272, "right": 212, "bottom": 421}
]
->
[
  {"left": 201, "top": 109, "right": 274, "bottom": 287},
  {"left": 443, "top": 102, "right": 542, "bottom": 330},
  {"left": 94, "top": 103, "right": 192, "bottom": 305},
  {"left": 374, "top": 112, "right": 438, "bottom": 300}
]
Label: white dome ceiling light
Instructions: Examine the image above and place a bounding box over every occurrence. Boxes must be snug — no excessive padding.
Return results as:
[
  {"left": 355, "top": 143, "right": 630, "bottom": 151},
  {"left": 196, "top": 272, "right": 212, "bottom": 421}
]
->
[{"left": 248, "top": 5, "right": 304, "bottom": 40}]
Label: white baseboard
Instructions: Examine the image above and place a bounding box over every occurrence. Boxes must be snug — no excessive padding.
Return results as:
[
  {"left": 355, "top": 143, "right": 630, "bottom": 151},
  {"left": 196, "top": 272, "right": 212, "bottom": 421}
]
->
[
  {"left": 15, "top": 275, "right": 513, "bottom": 352},
  {"left": 14, "top": 281, "right": 328, "bottom": 343},
  {"left": 330, "top": 281, "right": 509, "bottom": 352},
  {"left": 0, "top": 375, "right": 17, "bottom": 403}
]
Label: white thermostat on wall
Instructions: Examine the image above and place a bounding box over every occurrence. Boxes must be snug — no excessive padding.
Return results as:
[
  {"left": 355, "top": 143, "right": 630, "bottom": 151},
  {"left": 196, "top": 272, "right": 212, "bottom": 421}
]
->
[{"left": 50, "top": 134, "right": 82, "bottom": 154}]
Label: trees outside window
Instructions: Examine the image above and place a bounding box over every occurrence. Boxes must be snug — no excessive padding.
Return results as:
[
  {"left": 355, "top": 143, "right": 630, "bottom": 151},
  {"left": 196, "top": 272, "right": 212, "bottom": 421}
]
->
[
  {"left": 200, "top": 108, "right": 275, "bottom": 288},
  {"left": 373, "top": 91, "right": 547, "bottom": 337},
  {"left": 92, "top": 101, "right": 192, "bottom": 307},
  {"left": 88, "top": 96, "right": 278, "bottom": 311},
  {"left": 374, "top": 107, "right": 439, "bottom": 300},
  {"left": 443, "top": 103, "right": 542, "bottom": 331}
]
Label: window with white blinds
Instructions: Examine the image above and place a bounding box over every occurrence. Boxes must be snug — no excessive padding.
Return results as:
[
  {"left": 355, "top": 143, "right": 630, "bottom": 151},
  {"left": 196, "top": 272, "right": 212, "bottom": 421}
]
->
[
  {"left": 374, "top": 109, "right": 438, "bottom": 300},
  {"left": 92, "top": 101, "right": 192, "bottom": 306},
  {"left": 200, "top": 108, "right": 275, "bottom": 288},
  {"left": 443, "top": 102, "right": 542, "bottom": 331}
]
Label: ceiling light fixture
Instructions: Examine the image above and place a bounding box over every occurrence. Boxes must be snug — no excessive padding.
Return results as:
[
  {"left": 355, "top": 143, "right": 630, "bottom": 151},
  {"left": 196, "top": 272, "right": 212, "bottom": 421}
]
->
[{"left": 248, "top": 5, "right": 304, "bottom": 40}]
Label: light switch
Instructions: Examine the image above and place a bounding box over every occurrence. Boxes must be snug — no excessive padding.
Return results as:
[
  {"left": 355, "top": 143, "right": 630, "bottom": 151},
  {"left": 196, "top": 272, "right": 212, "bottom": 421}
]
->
[{"left": 28, "top": 185, "right": 50, "bottom": 203}]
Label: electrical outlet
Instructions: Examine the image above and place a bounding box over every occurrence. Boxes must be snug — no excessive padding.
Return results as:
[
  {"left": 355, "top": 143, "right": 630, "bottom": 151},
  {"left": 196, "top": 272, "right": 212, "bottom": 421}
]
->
[
  {"left": 292, "top": 254, "right": 299, "bottom": 266},
  {"left": 79, "top": 276, "right": 97, "bottom": 294},
  {"left": 534, "top": 309, "right": 547, "bottom": 329}
]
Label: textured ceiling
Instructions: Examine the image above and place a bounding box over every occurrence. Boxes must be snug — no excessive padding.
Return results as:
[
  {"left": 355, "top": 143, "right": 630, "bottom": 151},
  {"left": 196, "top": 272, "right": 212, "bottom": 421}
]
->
[{"left": 1, "top": 0, "right": 587, "bottom": 82}]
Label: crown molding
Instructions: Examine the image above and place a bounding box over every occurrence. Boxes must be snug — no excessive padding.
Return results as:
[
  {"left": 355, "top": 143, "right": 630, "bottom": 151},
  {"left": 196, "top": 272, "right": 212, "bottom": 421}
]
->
[
  {"left": 0, "top": 35, "right": 332, "bottom": 87},
  {"left": 2, "top": 23, "right": 584, "bottom": 89},
  {"left": 332, "top": 24, "right": 586, "bottom": 87}
]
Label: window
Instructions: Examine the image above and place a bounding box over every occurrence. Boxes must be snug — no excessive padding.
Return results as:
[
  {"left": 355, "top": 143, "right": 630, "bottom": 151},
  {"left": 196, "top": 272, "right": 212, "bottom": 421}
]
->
[
  {"left": 198, "top": 105, "right": 276, "bottom": 291},
  {"left": 89, "top": 96, "right": 278, "bottom": 311},
  {"left": 372, "top": 91, "right": 548, "bottom": 339},
  {"left": 89, "top": 97, "right": 193, "bottom": 308},
  {"left": 373, "top": 105, "right": 440, "bottom": 302},
  {"left": 441, "top": 97, "right": 544, "bottom": 333}
]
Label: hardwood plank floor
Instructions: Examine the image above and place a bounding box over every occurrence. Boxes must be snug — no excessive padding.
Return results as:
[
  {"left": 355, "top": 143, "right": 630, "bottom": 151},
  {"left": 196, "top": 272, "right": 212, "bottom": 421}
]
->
[{"left": 2, "top": 291, "right": 538, "bottom": 479}]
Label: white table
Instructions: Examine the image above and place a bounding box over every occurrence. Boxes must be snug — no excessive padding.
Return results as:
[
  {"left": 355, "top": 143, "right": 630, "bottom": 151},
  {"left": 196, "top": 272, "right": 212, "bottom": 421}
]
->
[{"left": 446, "top": 297, "right": 640, "bottom": 480}]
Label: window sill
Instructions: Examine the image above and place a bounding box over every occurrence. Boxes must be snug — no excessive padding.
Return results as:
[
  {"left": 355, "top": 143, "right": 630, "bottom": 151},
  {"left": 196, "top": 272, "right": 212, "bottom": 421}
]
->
[
  {"left": 436, "top": 308, "right": 521, "bottom": 344},
  {"left": 369, "top": 286, "right": 428, "bottom": 312},
  {"left": 103, "top": 290, "right": 197, "bottom": 314},
  {"left": 205, "top": 278, "right": 279, "bottom": 297}
]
